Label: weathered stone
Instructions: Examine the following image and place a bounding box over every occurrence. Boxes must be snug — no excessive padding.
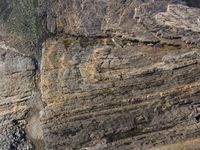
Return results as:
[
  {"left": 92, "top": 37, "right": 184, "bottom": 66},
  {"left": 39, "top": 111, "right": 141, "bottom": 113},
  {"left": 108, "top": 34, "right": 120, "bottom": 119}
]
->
[
  {"left": 155, "top": 4, "right": 200, "bottom": 32},
  {"left": 1, "top": 0, "right": 200, "bottom": 150},
  {"left": 0, "top": 41, "right": 35, "bottom": 149},
  {"left": 40, "top": 35, "right": 200, "bottom": 149}
]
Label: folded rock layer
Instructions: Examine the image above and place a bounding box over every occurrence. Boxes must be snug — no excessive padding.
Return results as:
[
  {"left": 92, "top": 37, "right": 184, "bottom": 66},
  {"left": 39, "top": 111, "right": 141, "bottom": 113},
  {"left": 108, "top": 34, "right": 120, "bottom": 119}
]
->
[{"left": 0, "top": 0, "right": 200, "bottom": 150}]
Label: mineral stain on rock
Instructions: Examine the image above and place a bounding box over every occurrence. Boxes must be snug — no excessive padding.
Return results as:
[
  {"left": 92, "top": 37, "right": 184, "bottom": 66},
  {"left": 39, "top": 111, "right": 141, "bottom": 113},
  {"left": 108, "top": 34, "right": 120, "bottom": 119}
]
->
[{"left": 1, "top": 0, "right": 200, "bottom": 150}]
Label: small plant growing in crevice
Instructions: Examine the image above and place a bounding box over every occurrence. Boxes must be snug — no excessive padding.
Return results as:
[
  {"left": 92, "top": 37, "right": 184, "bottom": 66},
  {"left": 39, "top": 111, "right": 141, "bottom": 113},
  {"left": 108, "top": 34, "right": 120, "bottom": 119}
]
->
[{"left": 63, "top": 38, "right": 73, "bottom": 49}]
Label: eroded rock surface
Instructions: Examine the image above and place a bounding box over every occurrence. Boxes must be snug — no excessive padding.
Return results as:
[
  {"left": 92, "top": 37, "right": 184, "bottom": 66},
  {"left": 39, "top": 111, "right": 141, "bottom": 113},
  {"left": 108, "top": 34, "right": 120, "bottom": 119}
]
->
[
  {"left": 1, "top": 0, "right": 200, "bottom": 150},
  {"left": 156, "top": 4, "right": 200, "bottom": 32},
  {"left": 0, "top": 42, "right": 35, "bottom": 149},
  {"left": 40, "top": 37, "right": 200, "bottom": 150}
]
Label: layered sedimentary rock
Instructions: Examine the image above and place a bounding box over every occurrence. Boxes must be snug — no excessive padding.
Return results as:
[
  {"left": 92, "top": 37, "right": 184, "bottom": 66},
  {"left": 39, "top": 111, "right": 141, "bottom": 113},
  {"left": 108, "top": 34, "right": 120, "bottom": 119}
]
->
[
  {"left": 156, "top": 4, "right": 200, "bottom": 32},
  {"left": 1, "top": 0, "right": 200, "bottom": 150},
  {"left": 39, "top": 1, "right": 200, "bottom": 149},
  {"left": 0, "top": 42, "right": 35, "bottom": 149},
  {"left": 40, "top": 38, "right": 200, "bottom": 149}
]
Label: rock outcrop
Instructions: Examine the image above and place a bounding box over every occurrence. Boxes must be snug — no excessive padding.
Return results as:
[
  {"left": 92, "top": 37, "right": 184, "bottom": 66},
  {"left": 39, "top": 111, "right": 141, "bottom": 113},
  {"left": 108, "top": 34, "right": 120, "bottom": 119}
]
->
[
  {"left": 0, "top": 0, "right": 200, "bottom": 150},
  {"left": 0, "top": 42, "right": 35, "bottom": 150},
  {"left": 156, "top": 4, "right": 200, "bottom": 32},
  {"left": 40, "top": 36, "right": 200, "bottom": 150}
]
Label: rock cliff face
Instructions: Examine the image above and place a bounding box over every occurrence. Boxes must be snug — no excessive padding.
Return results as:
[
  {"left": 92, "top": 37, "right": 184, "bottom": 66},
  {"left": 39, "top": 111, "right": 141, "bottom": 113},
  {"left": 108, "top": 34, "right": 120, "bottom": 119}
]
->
[
  {"left": 0, "top": 0, "right": 200, "bottom": 150},
  {"left": 0, "top": 42, "right": 35, "bottom": 149}
]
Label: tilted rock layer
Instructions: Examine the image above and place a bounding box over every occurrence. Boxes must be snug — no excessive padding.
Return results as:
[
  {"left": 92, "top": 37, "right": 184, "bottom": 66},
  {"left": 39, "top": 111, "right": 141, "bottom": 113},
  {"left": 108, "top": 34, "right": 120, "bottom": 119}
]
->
[
  {"left": 0, "top": 42, "right": 35, "bottom": 149},
  {"left": 0, "top": 0, "right": 200, "bottom": 150}
]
